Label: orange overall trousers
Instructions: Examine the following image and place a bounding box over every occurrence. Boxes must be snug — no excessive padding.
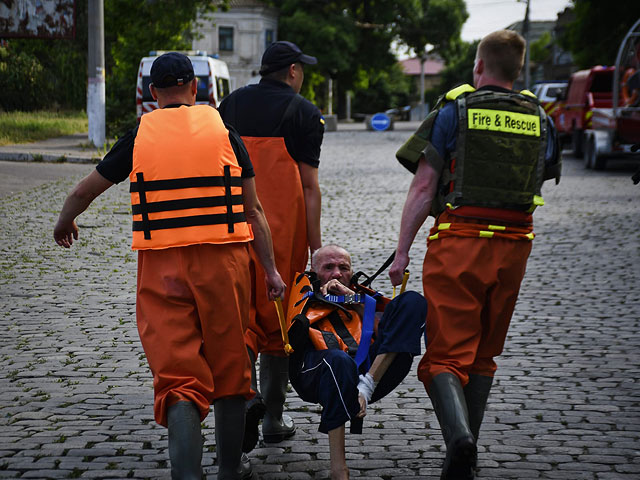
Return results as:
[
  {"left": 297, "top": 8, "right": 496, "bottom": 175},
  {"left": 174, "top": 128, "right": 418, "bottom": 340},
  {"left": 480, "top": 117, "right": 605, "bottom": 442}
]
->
[
  {"left": 417, "top": 209, "right": 533, "bottom": 389},
  {"left": 241, "top": 136, "right": 309, "bottom": 356}
]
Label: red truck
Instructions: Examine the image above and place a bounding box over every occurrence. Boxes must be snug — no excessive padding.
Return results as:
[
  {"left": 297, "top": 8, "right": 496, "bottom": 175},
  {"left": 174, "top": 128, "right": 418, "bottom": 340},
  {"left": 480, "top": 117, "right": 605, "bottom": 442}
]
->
[
  {"left": 554, "top": 18, "right": 640, "bottom": 170},
  {"left": 552, "top": 66, "right": 615, "bottom": 158}
]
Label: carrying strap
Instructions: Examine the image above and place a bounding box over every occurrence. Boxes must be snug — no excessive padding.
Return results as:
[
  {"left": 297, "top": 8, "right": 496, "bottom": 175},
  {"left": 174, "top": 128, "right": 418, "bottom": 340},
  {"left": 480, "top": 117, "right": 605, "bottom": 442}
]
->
[{"left": 352, "top": 250, "right": 396, "bottom": 288}]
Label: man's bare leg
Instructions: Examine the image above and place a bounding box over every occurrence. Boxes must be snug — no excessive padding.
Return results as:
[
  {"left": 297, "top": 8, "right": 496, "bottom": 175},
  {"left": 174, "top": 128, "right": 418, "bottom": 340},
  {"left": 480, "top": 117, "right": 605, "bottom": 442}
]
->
[
  {"left": 328, "top": 425, "right": 349, "bottom": 479},
  {"left": 357, "top": 352, "right": 398, "bottom": 417}
]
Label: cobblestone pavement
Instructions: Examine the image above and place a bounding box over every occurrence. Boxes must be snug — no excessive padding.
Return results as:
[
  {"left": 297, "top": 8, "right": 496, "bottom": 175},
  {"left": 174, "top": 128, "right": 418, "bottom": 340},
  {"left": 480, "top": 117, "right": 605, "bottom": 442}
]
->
[{"left": 0, "top": 124, "right": 639, "bottom": 479}]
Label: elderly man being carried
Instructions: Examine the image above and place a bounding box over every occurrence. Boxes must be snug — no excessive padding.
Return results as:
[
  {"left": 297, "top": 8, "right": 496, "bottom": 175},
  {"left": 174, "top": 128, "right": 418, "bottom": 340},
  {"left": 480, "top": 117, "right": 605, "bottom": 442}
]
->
[{"left": 286, "top": 244, "right": 427, "bottom": 479}]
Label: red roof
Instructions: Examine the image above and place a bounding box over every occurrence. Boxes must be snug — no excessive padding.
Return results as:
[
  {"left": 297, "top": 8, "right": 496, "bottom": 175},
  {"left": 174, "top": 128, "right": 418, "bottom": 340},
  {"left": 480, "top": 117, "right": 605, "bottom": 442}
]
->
[{"left": 400, "top": 57, "right": 445, "bottom": 76}]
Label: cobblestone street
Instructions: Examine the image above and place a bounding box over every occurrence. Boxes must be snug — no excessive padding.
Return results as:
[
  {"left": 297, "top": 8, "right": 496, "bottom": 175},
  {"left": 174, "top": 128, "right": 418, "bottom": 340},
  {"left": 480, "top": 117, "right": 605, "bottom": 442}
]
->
[{"left": 0, "top": 124, "right": 639, "bottom": 479}]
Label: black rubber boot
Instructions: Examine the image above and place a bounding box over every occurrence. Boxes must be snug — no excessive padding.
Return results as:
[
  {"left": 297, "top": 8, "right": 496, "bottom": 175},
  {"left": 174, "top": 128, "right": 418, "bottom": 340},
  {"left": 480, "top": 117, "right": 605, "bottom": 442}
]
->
[
  {"left": 214, "top": 396, "right": 251, "bottom": 480},
  {"left": 429, "top": 373, "right": 476, "bottom": 480},
  {"left": 464, "top": 374, "right": 493, "bottom": 442},
  {"left": 167, "top": 401, "right": 203, "bottom": 480},
  {"left": 243, "top": 348, "right": 265, "bottom": 453},
  {"left": 260, "top": 353, "right": 296, "bottom": 443}
]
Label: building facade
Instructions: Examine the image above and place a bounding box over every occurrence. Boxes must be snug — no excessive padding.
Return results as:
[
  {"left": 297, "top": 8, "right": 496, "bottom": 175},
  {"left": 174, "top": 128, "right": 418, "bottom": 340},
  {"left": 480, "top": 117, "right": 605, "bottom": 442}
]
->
[{"left": 193, "top": 0, "right": 278, "bottom": 91}]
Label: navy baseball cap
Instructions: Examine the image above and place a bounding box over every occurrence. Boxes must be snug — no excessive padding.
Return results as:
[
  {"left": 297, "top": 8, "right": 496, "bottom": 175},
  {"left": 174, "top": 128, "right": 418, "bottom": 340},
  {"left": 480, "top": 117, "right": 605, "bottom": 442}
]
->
[
  {"left": 150, "top": 52, "right": 195, "bottom": 88},
  {"left": 259, "top": 41, "right": 317, "bottom": 76}
]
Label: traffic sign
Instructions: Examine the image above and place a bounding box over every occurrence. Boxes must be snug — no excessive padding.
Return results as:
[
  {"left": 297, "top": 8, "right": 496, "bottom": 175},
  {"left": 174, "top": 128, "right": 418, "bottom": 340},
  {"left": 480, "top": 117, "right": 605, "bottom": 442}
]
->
[{"left": 370, "top": 113, "right": 392, "bottom": 131}]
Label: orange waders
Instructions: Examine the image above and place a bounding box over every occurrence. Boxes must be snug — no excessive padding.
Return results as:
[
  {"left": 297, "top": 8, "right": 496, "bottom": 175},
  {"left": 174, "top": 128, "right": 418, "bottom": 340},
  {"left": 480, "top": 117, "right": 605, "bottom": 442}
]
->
[
  {"left": 241, "top": 137, "right": 308, "bottom": 356},
  {"left": 131, "top": 105, "right": 253, "bottom": 426},
  {"left": 417, "top": 209, "right": 533, "bottom": 389}
]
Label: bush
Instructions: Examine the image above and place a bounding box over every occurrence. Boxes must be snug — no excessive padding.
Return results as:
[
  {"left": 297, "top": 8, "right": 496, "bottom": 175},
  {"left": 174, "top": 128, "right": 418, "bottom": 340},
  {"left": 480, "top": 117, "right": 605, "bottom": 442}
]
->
[{"left": 0, "top": 47, "right": 53, "bottom": 111}]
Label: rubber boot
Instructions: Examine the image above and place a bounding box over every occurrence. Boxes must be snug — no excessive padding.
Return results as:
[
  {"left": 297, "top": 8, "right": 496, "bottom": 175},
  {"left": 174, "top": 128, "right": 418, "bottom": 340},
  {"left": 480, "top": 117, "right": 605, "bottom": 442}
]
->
[
  {"left": 243, "top": 347, "right": 265, "bottom": 453},
  {"left": 167, "top": 401, "right": 203, "bottom": 480},
  {"left": 260, "top": 353, "right": 296, "bottom": 443},
  {"left": 214, "top": 396, "right": 252, "bottom": 480},
  {"left": 464, "top": 374, "right": 493, "bottom": 442},
  {"left": 428, "top": 373, "right": 476, "bottom": 480}
]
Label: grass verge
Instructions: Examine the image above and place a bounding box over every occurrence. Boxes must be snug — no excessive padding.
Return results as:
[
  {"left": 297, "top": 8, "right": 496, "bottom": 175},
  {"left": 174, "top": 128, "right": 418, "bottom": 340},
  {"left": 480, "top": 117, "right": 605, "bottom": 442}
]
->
[{"left": 0, "top": 110, "right": 88, "bottom": 146}]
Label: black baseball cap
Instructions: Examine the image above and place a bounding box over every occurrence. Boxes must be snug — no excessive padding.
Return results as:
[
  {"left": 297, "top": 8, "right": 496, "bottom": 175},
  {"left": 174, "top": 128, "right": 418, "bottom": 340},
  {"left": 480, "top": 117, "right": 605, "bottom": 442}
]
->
[
  {"left": 150, "top": 52, "right": 195, "bottom": 88},
  {"left": 259, "top": 41, "right": 317, "bottom": 76}
]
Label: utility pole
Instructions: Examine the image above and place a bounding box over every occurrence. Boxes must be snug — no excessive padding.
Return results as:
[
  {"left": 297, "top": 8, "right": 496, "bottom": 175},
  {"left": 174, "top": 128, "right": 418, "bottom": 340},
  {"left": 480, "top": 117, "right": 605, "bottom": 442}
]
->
[
  {"left": 523, "top": 0, "right": 531, "bottom": 90},
  {"left": 88, "top": 0, "right": 105, "bottom": 148}
]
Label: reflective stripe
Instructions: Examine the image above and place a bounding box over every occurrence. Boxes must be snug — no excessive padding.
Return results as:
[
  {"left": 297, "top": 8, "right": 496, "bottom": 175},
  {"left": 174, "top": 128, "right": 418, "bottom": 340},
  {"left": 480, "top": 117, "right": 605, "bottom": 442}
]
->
[
  {"left": 520, "top": 89, "right": 536, "bottom": 98},
  {"left": 438, "top": 223, "right": 451, "bottom": 230},
  {"left": 533, "top": 195, "right": 545, "bottom": 206},
  {"left": 428, "top": 233, "right": 440, "bottom": 241},
  {"left": 479, "top": 231, "right": 494, "bottom": 238},
  {"left": 526, "top": 233, "right": 535, "bottom": 240},
  {"left": 488, "top": 225, "right": 506, "bottom": 231},
  {"left": 446, "top": 84, "right": 476, "bottom": 100},
  {"left": 468, "top": 108, "right": 541, "bottom": 137}
]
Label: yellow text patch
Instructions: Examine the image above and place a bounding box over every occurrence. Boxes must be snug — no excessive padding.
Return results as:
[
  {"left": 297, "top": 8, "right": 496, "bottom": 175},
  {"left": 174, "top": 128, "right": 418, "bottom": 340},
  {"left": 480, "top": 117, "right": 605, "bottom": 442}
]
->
[{"left": 468, "top": 109, "right": 540, "bottom": 137}]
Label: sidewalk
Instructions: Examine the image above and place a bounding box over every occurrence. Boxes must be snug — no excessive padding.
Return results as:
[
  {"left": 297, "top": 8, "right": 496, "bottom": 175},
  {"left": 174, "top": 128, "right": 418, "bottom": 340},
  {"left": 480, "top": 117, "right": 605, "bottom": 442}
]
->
[
  {"left": 0, "top": 120, "right": 421, "bottom": 165},
  {"left": 0, "top": 133, "right": 103, "bottom": 164}
]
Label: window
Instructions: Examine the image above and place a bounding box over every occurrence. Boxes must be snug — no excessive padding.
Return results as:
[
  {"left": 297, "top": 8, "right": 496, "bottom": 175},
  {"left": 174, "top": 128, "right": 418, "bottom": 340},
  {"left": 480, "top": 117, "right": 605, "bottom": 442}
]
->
[
  {"left": 265, "top": 29, "right": 274, "bottom": 50},
  {"left": 219, "top": 26, "right": 234, "bottom": 52}
]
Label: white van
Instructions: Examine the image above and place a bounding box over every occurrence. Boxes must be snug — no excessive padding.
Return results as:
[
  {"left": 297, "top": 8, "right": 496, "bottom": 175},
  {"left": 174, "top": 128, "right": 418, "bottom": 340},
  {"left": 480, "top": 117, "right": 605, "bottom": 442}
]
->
[{"left": 136, "top": 51, "right": 231, "bottom": 120}]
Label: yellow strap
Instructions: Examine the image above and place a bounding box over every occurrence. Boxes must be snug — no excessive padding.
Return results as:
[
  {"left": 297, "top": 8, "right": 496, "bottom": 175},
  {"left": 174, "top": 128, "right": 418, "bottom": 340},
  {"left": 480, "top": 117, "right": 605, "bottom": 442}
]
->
[
  {"left": 400, "top": 270, "right": 409, "bottom": 295},
  {"left": 488, "top": 225, "right": 506, "bottom": 231},
  {"left": 526, "top": 233, "right": 535, "bottom": 240},
  {"left": 274, "top": 297, "right": 293, "bottom": 355},
  {"left": 428, "top": 233, "right": 440, "bottom": 241},
  {"left": 446, "top": 84, "right": 476, "bottom": 101},
  {"left": 479, "top": 231, "right": 494, "bottom": 238},
  {"left": 520, "top": 89, "right": 536, "bottom": 98},
  {"left": 438, "top": 223, "right": 451, "bottom": 230}
]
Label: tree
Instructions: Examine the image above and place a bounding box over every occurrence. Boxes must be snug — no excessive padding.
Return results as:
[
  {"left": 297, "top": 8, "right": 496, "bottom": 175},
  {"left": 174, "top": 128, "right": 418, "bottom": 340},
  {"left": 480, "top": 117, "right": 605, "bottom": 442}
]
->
[
  {"left": 561, "top": 0, "right": 640, "bottom": 69},
  {"left": 394, "top": 0, "right": 468, "bottom": 116},
  {"left": 104, "top": 0, "right": 225, "bottom": 135}
]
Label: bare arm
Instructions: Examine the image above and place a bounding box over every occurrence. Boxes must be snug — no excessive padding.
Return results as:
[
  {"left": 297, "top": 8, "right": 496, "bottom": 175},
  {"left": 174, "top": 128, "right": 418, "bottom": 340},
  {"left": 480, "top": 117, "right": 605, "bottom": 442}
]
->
[
  {"left": 242, "top": 177, "right": 286, "bottom": 300},
  {"left": 389, "top": 157, "right": 439, "bottom": 285},
  {"left": 53, "top": 169, "right": 114, "bottom": 248},
  {"left": 298, "top": 162, "right": 322, "bottom": 255}
]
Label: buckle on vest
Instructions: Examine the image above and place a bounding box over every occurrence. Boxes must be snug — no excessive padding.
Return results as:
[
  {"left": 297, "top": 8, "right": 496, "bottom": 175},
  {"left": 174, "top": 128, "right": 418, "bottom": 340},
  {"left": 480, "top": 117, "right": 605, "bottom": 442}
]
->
[{"left": 343, "top": 294, "right": 362, "bottom": 304}]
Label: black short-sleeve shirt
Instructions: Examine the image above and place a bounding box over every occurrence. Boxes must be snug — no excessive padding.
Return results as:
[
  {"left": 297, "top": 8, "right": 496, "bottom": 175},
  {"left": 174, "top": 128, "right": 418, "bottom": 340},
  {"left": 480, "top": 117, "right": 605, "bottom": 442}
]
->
[
  {"left": 96, "top": 104, "right": 254, "bottom": 184},
  {"left": 217, "top": 78, "right": 324, "bottom": 168}
]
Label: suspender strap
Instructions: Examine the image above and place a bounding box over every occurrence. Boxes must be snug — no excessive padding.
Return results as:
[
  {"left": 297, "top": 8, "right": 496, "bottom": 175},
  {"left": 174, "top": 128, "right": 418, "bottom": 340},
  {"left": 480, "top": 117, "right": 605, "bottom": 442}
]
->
[
  {"left": 274, "top": 94, "right": 304, "bottom": 136},
  {"left": 223, "top": 165, "right": 235, "bottom": 233},
  {"left": 136, "top": 172, "right": 152, "bottom": 240}
]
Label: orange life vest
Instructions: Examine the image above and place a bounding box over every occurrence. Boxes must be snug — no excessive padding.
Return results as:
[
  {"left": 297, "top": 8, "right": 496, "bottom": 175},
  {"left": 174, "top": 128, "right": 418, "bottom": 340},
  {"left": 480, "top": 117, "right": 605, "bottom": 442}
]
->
[{"left": 130, "top": 105, "right": 253, "bottom": 250}]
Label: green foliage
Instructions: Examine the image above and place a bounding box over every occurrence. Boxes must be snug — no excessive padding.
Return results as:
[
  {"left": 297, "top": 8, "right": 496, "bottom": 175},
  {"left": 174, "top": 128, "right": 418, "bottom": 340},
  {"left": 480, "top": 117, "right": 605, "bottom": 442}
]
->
[
  {"left": 349, "top": 63, "right": 412, "bottom": 114},
  {"left": 104, "top": 0, "right": 222, "bottom": 136},
  {"left": 394, "top": 0, "right": 468, "bottom": 62},
  {"left": 438, "top": 40, "right": 478, "bottom": 93},
  {"left": 0, "top": 47, "right": 51, "bottom": 111},
  {"left": 560, "top": 0, "right": 640, "bottom": 69},
  {"left": 2, "top": 0, "right": 88, "bottom": 111},
  {"left": 530, "top": 31, "right": 552, "bottom": 64}
]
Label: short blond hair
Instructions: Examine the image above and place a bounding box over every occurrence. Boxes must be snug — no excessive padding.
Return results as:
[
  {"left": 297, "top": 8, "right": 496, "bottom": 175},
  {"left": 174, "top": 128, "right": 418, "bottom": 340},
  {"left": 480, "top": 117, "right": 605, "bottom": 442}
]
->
[{"left": 477, "top": 30, "right": 526, "bottom": 83}]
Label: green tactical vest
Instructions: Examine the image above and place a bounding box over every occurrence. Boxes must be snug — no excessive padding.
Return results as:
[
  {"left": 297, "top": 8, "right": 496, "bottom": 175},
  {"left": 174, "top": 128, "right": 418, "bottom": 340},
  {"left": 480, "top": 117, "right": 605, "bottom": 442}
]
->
[{"left": 396, "top": 84, "right": 549, "bottom": 216}]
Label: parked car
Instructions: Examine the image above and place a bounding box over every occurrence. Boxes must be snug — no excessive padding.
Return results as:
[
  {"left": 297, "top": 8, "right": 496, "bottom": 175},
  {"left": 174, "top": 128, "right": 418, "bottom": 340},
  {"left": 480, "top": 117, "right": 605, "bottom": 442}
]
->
[
  {"left": 136, "top": 51, "right": 230, "bottom": 121},
  {"left": 531, "top": 81, "right": 567, "bottom": 118}
]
